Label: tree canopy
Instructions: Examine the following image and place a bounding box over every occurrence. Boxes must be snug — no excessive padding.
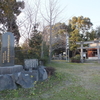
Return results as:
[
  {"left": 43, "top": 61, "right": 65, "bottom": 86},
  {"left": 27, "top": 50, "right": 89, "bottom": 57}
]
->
[
  {"left": 69, "top": 16, "right": 93, "bottom": 35},
  {"left": 68, "top": 16, "right": 93, "bottom": 56},
  {"left": 96, "top": 26, "right": 100, "bottom": 38},
  {"left": 52, "top": 23, "right": 67, "bottom": 52},
  {"left": 0, "top": 0, "right": 24, "bottom": 44}
]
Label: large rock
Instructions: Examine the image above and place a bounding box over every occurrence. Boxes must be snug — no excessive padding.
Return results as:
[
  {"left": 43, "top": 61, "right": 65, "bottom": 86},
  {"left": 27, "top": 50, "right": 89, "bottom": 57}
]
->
[
  {"left": 16, "top": 70, "right": 38, "bottom": 88},
  {"left": 0, "top": 74, "right": 17, "bottom": 91},
  {"left": 38, "top": 66, "right": 48, "bottom": 81}
]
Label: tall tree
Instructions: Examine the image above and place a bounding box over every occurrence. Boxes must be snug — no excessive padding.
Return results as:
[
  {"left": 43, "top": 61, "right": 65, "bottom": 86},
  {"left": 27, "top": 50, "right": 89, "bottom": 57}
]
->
[
  {"left": 52, "top": 23, "right": 67, "bottom": 52},
  {"left": 29, "top": 32, "right": 42, "bottom": 59},
  {"left": 42, "top": 22, "right": 68, "bottom": 54},
  {"left": 41, "top": 0, "right": 65, "bottom": 62},
  {"left": 0, "top": 0, "right": 24, "bottom": 44},
  {"left": 69, "top": 29, "right": 81, "bottom": 56},
  {"left": 68, "top": 16, "right": 93, "bottom": 56}
]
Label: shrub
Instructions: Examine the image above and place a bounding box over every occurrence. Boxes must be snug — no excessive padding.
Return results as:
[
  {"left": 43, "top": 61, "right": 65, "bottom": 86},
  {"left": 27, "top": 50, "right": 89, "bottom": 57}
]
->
[
  {"left": 15, "top": 47, "right": 24, "bottom": 65},
  {"left": 71, "top": 54, "right": 81, "bottom": 63},
  {"left": 45, "top": 67, "right": 56, "bottom": 77},
  {"left": 39, "top": 57, "right": 49, "bottom": 65}
]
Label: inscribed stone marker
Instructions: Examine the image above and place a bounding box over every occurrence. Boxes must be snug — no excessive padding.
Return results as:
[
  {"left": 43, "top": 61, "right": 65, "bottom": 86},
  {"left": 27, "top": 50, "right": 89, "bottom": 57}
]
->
[{"left": 1, "top": 32, "right": 14, "bottom": 66}]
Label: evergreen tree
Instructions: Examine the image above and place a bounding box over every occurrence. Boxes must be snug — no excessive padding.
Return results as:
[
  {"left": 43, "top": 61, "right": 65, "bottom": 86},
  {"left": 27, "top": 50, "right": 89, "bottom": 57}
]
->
[
  {"left": 29, "top": 32, "right": 42, "bottom": 59},
  {"left": 0, "top": 0, "right": 24, "bottom": 44}
]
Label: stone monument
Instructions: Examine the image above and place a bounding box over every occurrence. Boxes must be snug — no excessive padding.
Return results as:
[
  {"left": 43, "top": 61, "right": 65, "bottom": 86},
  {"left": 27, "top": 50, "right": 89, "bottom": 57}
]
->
[
  {"left": 0, "top": 32, "right": 23, "bottom": 90},
  {"left": 0, "top": 32, "right": 23, "bottom": 75},
  {"left": 0, "top": 32, "right": 47, "bottom": 91}
]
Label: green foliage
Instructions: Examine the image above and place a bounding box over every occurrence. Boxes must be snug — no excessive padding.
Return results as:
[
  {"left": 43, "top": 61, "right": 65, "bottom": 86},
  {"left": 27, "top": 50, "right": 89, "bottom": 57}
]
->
[
  {"left": 40, "top": 57, "right": 48, "bottom": 65},
  {"left": 68, "top": 16, "right": 93, "bottom": 40},
  {"left": 42, "top": 42, "right": 49, "bottom": 58},
  {"left": 29, "top": 33, "right": 42, "bottom": 59},
  {"left": 68, "top": 16, "right": 93, "bottom": 56},
  {"left": 0, "top": 0, "right": 24, "bottom": 43},
  {"left": 29, "top": 33, "right": 42, "bottom": 48},
  {"left": 52, "top": 22, "right": 67, "bottom": 36},
  {"left": 69, "top": 16, "right": 93, "bottom": 31},
  {"left": 96, "top": 26, "right": 100, "bottom": 38},
  {"left": 15, "top": 47, "right": 24, "bottom": 65},
  {"left": 71, "top": 54, "right": 81, "bottom": 63},
  {"left": 70, "top": 29, "right": 81, "bottom": 51},
  {"left": 52, "top": 39, "right": 65, "bottom": 51},
  {"left": 89, "top": 30, "right": 97, "bottom": 40},
  {"left": 40, "top": 41, "right": 49, "bottom": 65},
  {"left": 28, "top": 33, "right": 49, "bottom": 64},
  {"left": 20, "top": 33, "right": 49, "bottom": 65},
  {"left": 83, "top": 30, "right": 97, "bottom": 41}
]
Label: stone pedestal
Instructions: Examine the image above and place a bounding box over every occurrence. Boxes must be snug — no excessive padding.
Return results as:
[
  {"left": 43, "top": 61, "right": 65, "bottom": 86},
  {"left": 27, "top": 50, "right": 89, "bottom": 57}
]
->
[{"left": 0, "top": 65, "right": 23, "bottom": 75}]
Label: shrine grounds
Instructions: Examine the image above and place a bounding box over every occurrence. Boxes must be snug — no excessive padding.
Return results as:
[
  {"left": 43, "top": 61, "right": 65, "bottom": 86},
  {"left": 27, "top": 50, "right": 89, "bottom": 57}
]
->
[{"left": 0, "top": 60, "right": 100, "bottom": 100}]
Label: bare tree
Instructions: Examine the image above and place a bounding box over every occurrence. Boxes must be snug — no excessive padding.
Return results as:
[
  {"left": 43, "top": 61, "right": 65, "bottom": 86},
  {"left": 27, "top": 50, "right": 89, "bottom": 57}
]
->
[
  {"left": 17, "top": 0, "right": 40, "bottom": 45},
  {"left": 40, "top": 0, "right": 66, "bottom": 62},
  {"left": 17, "top": 0, "right": 67, "bottom": 61}
]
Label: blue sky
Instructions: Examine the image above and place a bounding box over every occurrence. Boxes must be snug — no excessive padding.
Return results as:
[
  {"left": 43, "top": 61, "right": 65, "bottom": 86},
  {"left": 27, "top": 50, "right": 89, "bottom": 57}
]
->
[
  {"left": 18, "top": 0, "right": 100, "bottom": 43},
  {"left": 18, "top": 0, "right": 100, "bottom": 29},
  {"left": 61, "top": 0, "right": 100, "bottom": 29},
  {"left": 23, "top": 0, "right": 100, "bottom": 29}
]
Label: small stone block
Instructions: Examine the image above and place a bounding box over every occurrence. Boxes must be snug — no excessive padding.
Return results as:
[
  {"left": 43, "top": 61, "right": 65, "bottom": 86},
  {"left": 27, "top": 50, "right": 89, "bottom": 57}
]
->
[{"left": 24, "top": 59, "right": 38, "bottom": 70}]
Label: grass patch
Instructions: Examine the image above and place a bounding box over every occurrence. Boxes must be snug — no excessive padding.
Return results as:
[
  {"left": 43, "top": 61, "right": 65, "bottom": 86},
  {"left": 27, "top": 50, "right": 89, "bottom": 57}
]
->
[
  {"left": 0, "top": 60, "right": 100, "bottom": 100},
  {"left": 41, "top": 85, "right": 100, "bottom": 100},
  {"left": 0, "top": 69, "right": 66, "bottom": 100}
]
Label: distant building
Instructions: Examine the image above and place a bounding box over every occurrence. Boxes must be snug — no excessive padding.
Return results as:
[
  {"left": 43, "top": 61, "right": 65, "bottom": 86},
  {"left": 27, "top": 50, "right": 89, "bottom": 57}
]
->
[
  {"left": 87, "top": 43, "right": 100, "bottom": 59},
  {"left": 76, "top": 40, "right": 100, "bottom": 61}
]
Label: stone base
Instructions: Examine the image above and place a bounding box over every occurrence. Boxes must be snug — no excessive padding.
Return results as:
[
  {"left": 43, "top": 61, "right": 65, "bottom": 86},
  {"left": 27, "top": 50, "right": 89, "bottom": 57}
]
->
[{"left": 0, "top": 65, "right": 23, "bottom": 75}]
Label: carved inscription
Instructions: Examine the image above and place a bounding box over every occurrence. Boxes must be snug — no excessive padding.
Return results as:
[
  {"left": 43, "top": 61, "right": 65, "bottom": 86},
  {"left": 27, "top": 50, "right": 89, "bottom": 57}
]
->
[
  {"left": 7, "top": 35, "right": 10, "bottom": 63},
  {"left": 2, "top": 35, "right": 10, "bottom": 63},
  {"left": 4, "top": 51, "right": 6, "bottom": 61},
  {"left": 2, "top": 51, "right": 6, "bottom": 63},
  {"left": 2, "top": 52, "right": 4, "bottom": 63},
  {"left": 1, "top": 32, "right": 14, "bottom": 66}
]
